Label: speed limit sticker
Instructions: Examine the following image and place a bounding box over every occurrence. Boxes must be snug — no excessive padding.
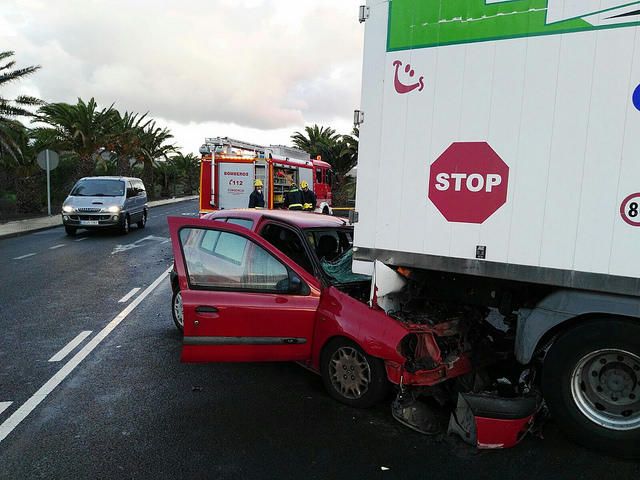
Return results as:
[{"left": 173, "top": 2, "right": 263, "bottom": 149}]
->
[{"left": 620, "top": 193, "right": 640, "bottom": 226}]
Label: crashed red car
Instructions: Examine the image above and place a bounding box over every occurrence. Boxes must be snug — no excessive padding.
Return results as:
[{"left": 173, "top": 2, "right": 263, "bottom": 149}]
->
[{"left": 168, "top": 209, "right": 486, "bottom": 410}]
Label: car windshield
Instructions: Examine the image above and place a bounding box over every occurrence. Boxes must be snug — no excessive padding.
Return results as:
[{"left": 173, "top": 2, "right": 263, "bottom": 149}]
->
[
  {"left": 305, "top": 228, "right": 370, "bottom": 284},
  {"left": 70, "top": 179, "right": 125, "bottom": 197}
]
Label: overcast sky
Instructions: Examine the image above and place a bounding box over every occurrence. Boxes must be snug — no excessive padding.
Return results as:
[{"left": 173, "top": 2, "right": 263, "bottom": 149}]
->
[{"left": 1, "top": 0, "right": 364, "bottom": 154}]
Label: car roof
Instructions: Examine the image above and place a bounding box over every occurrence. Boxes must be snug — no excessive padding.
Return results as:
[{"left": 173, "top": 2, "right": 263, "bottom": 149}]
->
[
  {"left": 80, "top": 176, "right": 141, "bottom": 182},
  {"left": 203, "top": 209, "right": 348, "bottom": 229}
]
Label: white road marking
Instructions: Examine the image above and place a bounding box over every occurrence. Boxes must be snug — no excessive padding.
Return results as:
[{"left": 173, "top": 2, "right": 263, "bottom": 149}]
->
[
  {"left": 0, "top": 266, "right": 171, "bottom": 444},
  {"left": 118, "top": 287, "right": 141, "bottom": 303},
  {"left": 0, "top": 403, "right": 12, "bottom": 415},
  {"left": 74, "top": 237, "right": 88, "bottom": 242},
  {"left": 111, "top": 235, "right": 169, "bottom": 255},
  {"left": 49, "top": 244, "right": 65, "bottom": 250},
  {"left": 13, "top": 253, "right": 36, "bottom": 260},
  {"left": 48, "top": 331, "right": 93, "bottom": 362}
]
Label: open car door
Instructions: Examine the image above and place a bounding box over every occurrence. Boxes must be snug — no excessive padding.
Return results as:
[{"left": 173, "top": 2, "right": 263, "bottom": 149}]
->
[{"left": 168, "top": 216, "right": 321, "bottom": 362}]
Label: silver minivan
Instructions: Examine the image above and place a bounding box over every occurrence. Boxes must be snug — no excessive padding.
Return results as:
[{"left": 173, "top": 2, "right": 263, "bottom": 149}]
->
[{"left": 61, "top": 176, "right": 148, "bottom": 235}]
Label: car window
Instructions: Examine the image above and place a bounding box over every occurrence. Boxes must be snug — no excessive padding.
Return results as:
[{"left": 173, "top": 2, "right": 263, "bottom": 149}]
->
[
  {"left": 260, "top": 223, "right": 315, "bottom": 275},
  {"left": 226, "top": 218, "right": 254, "bottom": 230},
  {"left": 307, "top": 229, "right": 353, "bottom": 262},
  {"left": 179, "top": 227, "right": 289, "bottom": 291}
]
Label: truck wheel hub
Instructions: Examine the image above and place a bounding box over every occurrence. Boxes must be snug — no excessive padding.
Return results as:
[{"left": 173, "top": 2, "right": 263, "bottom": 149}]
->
[{"left": 572, "top": 349, "right": 640, "bottom": 430}]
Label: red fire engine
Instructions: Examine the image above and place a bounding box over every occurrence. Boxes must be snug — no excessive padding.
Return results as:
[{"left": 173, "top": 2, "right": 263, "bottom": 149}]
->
[{"left": 198, "top": 137, "right": 333, "bottom": 215}]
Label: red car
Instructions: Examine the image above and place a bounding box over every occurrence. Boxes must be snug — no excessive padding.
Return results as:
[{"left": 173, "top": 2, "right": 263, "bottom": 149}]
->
[{"left": 168, "top": 210, "right": 474, "bottom": 408}]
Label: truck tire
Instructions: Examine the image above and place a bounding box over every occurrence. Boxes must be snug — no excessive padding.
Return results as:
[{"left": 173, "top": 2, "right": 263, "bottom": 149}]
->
[
  {"left": 320, "top": 338, "right": 389, "bottom": 408},
  {"left": 542, "top": 318, "right": 640, "bottom": 458}
]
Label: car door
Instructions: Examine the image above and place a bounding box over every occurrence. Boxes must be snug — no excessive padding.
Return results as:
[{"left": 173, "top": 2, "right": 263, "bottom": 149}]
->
[{"left": 168, "top": 216, "right": 321, "bottom": 363}]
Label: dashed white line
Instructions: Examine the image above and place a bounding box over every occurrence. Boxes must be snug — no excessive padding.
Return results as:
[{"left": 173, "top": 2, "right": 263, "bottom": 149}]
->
[
  {"left": 0, "top": 402, "right": 12, "bottom": 415},
  {"left": 74, "top": 237, "right": 88, "bottom": 242},
  {"left": 48, "top": 331, "right": 93, "bottom": 362},
  {"left": 0, "top": 266, "right": 171, "bottom": 444},
  {"left": 13, "top": 253, "right": 36, "bottom": 260},
  {"left": 118, "top": 287, "right": 141, "bottom": 303},
  {"left": 49, "top": 244, "right": 65, "bottom": 250}
]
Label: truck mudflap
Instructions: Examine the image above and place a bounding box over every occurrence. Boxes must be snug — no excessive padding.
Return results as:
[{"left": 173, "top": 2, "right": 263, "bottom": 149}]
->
[{"left": 447, "top": 392, "right": 541, "bottom": 449}]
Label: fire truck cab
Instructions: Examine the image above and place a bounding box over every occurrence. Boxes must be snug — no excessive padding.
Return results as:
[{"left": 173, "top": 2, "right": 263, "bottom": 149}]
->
[{"left": 198, "top": 137, "right": 333, "bottom": 215}]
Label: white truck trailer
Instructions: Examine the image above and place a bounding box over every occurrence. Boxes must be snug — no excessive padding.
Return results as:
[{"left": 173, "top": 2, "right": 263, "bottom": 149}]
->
[{"left": 352, "top": 0, "right": 640, "bottom": 456}]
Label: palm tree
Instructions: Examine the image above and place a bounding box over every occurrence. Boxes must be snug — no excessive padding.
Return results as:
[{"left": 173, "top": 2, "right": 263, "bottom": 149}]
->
[
  {"left": 138, "top": 122, "right": 175, "bottom": 198},
  {"left": 36, "top": 98, "right": 118, "bottom": 180},
  {"left": 171, "top": 153, "right": 200, "bottom": 195},
  {"left": 109, "top": 111, "right": 152, "bottom": 175},
  {"left": 291, "top": 125, "right": 339, "bottom": 160},
  {"left": 154, "top": 158, "right": 179, "bottom": 198},
  {"left": 0, "top": 51, "right": 42, "bottom": 161}
]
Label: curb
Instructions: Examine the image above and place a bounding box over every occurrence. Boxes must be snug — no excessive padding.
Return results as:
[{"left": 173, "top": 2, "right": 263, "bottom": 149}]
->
[{"left": 0, "top": 196, "right": 198, "bottom": 240}]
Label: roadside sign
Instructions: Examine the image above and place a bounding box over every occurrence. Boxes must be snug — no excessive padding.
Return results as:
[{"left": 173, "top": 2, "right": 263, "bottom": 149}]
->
[
  {"left": 428, "top": 142, "right": 509, "bottom": 224},
  {"left": 36, "top": 149, "right": 60, "bottom": 216},
  {"left": 37, "top": 149, "right": 59, "bottom": 170}
]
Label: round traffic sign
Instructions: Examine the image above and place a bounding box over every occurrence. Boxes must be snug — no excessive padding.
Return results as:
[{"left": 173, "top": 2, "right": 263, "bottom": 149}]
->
[
  {"left": 428, "top": 142, "right": 509, "bottom": 224},
  {"left": 620, "top": 192, "right": 640, "bottom": 227},
  {"left": 36, "top": 149, "right": 60, "bottom": 171}
]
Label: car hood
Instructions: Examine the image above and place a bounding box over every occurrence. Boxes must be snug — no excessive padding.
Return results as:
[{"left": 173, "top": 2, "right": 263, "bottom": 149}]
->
[{"left": 64, "top": 196, "right": 124, "bottom": 209}]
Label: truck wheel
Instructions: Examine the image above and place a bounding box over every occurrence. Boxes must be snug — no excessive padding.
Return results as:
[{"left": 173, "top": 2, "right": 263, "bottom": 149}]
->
[
  {"left": 320, "top": 338, "right": 389, "bottom": 408},
  {"left": 542, "top": 318, "right": 640, "bottom": 458}
]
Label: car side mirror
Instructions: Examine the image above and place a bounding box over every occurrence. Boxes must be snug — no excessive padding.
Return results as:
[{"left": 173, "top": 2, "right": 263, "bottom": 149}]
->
[{"left": 289, "top": 273, "right": 302, "bottom": 294}]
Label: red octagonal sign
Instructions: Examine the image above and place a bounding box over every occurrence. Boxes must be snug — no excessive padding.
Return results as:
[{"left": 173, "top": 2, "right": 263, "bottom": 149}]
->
[{"left": 428, "top": 142, "right": 509, "bottom": 224}]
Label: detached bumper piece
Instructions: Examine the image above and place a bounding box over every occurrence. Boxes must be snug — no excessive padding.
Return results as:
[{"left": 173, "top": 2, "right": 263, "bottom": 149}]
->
[
  {"left": 448, "top": 392, "right": 540, "bottom": 449},
  {"left": 391, "top": 391, "right": 446, "bottom": 435}
]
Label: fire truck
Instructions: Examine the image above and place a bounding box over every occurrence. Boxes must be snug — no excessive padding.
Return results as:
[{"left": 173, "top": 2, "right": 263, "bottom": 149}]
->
[{"left": 198, "top": 137, "right": 333, "bottom": 215}]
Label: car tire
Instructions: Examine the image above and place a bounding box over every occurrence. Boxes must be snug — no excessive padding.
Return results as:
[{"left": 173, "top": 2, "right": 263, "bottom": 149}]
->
[
  {"left": 137, "top": 210, "right": 147, "bottom": 229},
  {"left": 320, "top": 337, "right": 389, "bottom": 408},
  {"left": 542, "top": 318, "right": 640, "bottom": 459},
  {"left": 120, "top": 215, "right": 130, "bottom": 235},
  {"left": 172, "top": 289, "right": 184, "bottom": 333},
  {"left": 64, "top": 226, "right": 77, "bottom": 236}
]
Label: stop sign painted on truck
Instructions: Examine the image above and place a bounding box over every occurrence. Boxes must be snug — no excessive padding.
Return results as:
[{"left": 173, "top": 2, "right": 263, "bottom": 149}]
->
[{"left": 428, "top": 142, "right": 509, "bottom": 224}]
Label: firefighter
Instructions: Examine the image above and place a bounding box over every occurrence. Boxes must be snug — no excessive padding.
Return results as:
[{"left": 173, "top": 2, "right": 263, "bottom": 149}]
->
[
  {"left": 248, "top": 179, "right": 265, "bottom": 208},
  {"left": 300, "top": 180, "right": 317, "bottom": 211},
  {"left": 284, "top": 183, "right": 304, "bottom": 210}
]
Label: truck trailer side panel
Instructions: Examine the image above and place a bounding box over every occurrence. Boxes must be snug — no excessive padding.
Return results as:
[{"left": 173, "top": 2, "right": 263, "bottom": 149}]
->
[{"left": 354, "top": 0, "right": 640, "bottom": 294}]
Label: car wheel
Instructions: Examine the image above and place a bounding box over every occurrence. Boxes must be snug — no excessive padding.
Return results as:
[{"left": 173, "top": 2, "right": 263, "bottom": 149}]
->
[
  {"left": 542, "top": 318, "right": 640, "bottom": 458},
  {"left": 137, "top": 210, "right": 147, "bottom": 229},
  {"left": 120, "top": 215, "right": 130, "bottom": 235},
  {"left": 65, "top": 226, "right": 77, "bottom": 236},
  {"left": 172, "top": 289, "right": 184, "bottom": 333},
  {"left": 320, "top": 338, "right": 389, "bottom": 408}
]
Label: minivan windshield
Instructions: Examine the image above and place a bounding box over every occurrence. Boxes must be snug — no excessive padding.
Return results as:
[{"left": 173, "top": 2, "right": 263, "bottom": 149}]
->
[{"left": 70, "top": 179, "right": 125, "bottom": 197}]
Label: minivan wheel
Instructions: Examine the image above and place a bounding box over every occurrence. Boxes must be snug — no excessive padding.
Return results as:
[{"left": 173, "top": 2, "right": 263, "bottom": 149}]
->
[
  {"left": 320, "top": 338, "right": 389, "bottom": 408},
  {"left": 120, "top": 215, "right": 130, "bottom": 235},
  {"left": 137, "top": 210, "right": 147, "bottom": 229},
  {"left": 172, "top": 289, "right": 184, "bottom": 333},
  {"left": 542, "top": 318, "right": 640, "bottom": 458},
  {"left": 64, "top": 226, "right": 77, "bottom": 236}
]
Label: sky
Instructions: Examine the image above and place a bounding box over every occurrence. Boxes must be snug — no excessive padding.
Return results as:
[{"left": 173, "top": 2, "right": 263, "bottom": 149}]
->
[{"left": 0, "top": 0, "right": 364, "bottom": 155}]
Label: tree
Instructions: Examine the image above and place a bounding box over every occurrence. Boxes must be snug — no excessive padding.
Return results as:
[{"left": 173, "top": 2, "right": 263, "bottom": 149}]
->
[
  {"left": 0, "top": 51, "right": 42, "bottom": 161},
  {"left": 171, "top": 153, "right": 200, "bottom": 195},
  {"left": 36, "top": 98, "right": 118, "bottom": 180},
  {"left": 138, "top": 122, "right": 175, "bottom": 198},
  {"left": 109, "top": 111, "right": 152, "bottom": 176},
  {"left": 291, "top": 125, "right": 339, "bottom": 161}
]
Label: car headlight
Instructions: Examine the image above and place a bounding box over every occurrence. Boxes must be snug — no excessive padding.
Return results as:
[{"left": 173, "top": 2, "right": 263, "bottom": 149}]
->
[
  {"left": 62, "top": 205, "right": 75, "bottom": 213},
  {"left": 107, "top": 205, "right": 121, "bottom": 213}
]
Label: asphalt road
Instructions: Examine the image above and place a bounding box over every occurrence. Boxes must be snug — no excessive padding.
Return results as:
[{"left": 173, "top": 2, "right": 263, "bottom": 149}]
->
[{"left": 0, "top": 199, "right": 638, "bottom": 479}]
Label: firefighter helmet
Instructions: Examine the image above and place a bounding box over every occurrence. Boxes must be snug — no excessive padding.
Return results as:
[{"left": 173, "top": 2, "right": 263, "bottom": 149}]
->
[
  {"left": 300, "top": 180, "right": 309, "bottom": 189},
  {"left": 254, "top": 179, "right": 263, "bottom": 187}
]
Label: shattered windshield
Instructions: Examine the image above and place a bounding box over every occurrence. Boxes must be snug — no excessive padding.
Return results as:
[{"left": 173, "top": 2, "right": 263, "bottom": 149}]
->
[{"left": 305, "top": 228, "right": 371, "bottom": 284}]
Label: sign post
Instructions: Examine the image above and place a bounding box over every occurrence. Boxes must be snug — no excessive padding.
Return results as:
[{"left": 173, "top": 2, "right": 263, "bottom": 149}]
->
[{"left": 36, "top": 149, "right": 60, "bottom": 216}]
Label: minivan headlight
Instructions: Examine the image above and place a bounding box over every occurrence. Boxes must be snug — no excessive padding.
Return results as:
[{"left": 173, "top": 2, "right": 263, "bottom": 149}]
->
[
  {"left": 107, "top": 205, "right": 121, "bottom": 213},
  {"left": 62, "top": 205, "right": 75, "bottom": 213}
]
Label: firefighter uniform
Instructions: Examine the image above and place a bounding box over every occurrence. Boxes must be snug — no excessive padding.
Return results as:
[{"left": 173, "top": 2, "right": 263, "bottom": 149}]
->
[
  {"left": 285, "top": 184, "right": 304, "bottom": 210},
  {"left": 300, "top": 180, "right": 316, "bottom": 211},
  {"left": 248, "top": 179, "right": 265, "bottom": 208}
]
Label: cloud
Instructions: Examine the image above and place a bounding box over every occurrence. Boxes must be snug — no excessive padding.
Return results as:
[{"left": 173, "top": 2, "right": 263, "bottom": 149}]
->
[{"left": 1, "top": 0, "right": 363, "bottom": 140}]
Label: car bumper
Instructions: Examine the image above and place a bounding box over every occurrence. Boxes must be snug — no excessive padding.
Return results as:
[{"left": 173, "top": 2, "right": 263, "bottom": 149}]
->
[{"left": 62, "top": 213, "right": 122, "bottom": 228}]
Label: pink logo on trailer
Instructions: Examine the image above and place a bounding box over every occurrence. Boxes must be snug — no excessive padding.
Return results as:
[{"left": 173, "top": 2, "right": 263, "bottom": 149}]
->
[
  {"left": 428, "top": 142, "right": 509, "bottom": 224},
  {"left": 392, "top": 60, "right": 424, "bottom": 94}
]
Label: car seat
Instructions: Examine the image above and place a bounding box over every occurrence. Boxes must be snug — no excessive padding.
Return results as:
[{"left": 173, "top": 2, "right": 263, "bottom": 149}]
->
[{"left": 317, "top": 235, "right": 338, "bottom": 261}]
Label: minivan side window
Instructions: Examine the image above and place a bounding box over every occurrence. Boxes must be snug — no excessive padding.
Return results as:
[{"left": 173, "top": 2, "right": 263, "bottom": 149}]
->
[
  {"left": 134, "top": 180, "right": 146, "bottom": 195},
  {"left": 126, "top": 182, "right": 137, "bottom": 198}
]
